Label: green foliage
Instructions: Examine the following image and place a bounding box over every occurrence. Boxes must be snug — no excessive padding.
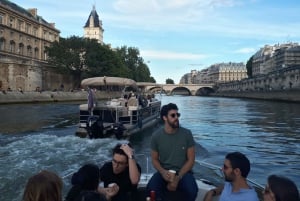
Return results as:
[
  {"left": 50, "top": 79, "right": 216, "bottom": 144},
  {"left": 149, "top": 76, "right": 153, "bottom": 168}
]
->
[
  {"left": 166, "top": 78, "right": 174, "bottom": 84},
  {"left": 46, "top": 37, "right": 155, "bottom": 87},
  {"left": 115, "top": 46, "right": 155, "bottom": 82},
  {"left": 246, "top": 56, "right": 253, "bottom": 78}
]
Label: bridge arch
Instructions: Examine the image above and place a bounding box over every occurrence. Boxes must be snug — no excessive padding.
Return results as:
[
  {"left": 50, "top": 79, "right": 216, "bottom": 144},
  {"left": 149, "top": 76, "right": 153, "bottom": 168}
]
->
[{"left": 170, "top": 87, "right": 191, "bottom": 95}]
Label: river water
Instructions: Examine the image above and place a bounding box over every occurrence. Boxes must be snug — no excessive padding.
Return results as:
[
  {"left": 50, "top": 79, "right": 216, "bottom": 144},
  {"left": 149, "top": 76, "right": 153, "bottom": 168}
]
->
[{"left": 0, "top": 96, "right": 299, "bottom": 201}]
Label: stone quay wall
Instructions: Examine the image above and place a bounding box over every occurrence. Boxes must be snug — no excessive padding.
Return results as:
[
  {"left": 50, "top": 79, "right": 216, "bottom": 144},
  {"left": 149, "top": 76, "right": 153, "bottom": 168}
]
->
[
  {"left": 212, "top": 89, "right": 300, "bottom": 102},
  {"left": 0, "top": 91, "right": 121, "bottom": 104}
]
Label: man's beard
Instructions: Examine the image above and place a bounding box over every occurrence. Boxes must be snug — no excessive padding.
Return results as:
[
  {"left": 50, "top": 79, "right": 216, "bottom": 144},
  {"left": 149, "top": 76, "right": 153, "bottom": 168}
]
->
[
  {"left": 224, "top": 174, "right": 233, "bottom": 182},
  {"left": 168, "top": 119, "right": 179, "bottom": 128}
]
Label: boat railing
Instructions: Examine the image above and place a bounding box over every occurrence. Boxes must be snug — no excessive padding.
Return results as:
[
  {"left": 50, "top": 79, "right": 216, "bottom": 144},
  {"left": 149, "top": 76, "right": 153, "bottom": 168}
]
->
[{"left": 197, "top": 160, "right": 264, "bottom": 191}]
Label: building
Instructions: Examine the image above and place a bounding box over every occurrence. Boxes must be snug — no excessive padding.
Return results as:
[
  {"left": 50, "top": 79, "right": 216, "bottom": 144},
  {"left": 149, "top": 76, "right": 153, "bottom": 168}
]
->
[
  {"left": 0, "top": 0, "right": 61, "bottom": 91},
  {"left": 252, "top": 43, "right": 300, "bottom": 76},
  {"left": 180, "top": 62, "right": 247, "bottom": 85},
  {"left": 83, "top": 5, "right": 104, "bottom": 44}
]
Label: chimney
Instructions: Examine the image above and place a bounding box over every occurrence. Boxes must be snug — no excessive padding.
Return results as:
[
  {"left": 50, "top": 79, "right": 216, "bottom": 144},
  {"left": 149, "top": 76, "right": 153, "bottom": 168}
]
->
[
  {"left": 28, "top": 8, "right": 37, "bottom": 17},
  {"left": 49, "top": 23, "right": 56, "bottom": 28}
]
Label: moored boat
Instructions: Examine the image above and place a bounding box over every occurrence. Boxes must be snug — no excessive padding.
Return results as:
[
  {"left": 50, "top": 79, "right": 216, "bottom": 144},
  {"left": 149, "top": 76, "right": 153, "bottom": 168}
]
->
[{"left": 75, "top": 77, "right": 162, "bottom": 139}]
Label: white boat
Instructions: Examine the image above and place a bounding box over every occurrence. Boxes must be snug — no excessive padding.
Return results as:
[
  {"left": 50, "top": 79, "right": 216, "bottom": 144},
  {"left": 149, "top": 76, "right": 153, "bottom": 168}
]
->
[
  {"left": 133, "top": 159, "right": 264, "bottom": 201},
  {"left": 62, "top": 158, "right": 264, "bottom": 201},
  {"left": 75, "top": 77, "right": 162, "bottom": 139}
]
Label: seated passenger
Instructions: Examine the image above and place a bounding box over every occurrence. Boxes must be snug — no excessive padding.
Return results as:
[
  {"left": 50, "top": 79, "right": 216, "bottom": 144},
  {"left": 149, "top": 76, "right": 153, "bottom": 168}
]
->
[
  {"left": 263, "top": 174, "right": 299, "bottom": 201},
  {"left": 127, "top": 93, "right": 138, "bottom": 107},
  {"left": 146, "top": 103, "right": 198, "bottom": 201},
  {"left": 65, "top": 164, "right": 116, "bottom": 201},
  {"left": 203, "top": 152, "right": 259, "bottom": 201},
  {"left": 23, "top": 170, "right": 63, "bottom": 201},
  {"left": 98, "top": 143, "right": 141, "bottom": 201}
]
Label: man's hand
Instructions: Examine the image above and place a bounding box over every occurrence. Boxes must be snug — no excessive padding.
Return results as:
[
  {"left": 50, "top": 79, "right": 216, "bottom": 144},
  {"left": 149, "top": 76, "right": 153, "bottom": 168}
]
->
[
  {"left": 98, "top": 184, "right": 119, "bottom": 201},
  {"left": 167, "top": 175, "right": 180, "bottom": 191},
  {"left": 160, "top": 169, "right": 172, "bottom": 182}
]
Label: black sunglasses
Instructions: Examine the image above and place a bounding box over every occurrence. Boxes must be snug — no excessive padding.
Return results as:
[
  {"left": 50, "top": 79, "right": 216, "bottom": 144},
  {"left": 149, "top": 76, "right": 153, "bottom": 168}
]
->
[{"left": 169, "top": 113, "right": 181, "bottom": 118}]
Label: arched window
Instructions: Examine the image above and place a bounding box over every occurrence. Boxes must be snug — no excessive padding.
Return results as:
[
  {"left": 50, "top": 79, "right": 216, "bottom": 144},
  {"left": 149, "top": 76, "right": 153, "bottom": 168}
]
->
[
  {"left": 27, "top": 45, "right": 32, "bottom": 56},
  {"left": 34, "top": 47, "right": 39, "bottom": 58},
  {"left": 0, "top": 37, "right": 5, "bottom": 51},
  {"left": 10, "top": 40, "right": 15, "bottom": 52},
  {"left": 19, "top": 43, "right": 24, "bottom": 55}
]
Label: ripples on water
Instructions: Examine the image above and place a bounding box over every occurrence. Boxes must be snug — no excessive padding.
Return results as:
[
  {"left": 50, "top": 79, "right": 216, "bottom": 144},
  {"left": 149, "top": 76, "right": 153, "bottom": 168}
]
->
[{"left": 0, "top": 97, "right": 299, "bottom": 201}]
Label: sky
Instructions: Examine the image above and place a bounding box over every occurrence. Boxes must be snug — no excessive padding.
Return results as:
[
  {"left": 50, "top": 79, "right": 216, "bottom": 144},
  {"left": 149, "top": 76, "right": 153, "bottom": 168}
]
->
[{"left": 12, "top": 0, "right": 300, "bottom": 84}]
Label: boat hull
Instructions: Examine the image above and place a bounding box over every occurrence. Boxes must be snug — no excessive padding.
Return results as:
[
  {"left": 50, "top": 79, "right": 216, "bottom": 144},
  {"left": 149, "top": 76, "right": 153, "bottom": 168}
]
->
[{"left": 75, "top": 99, "right": 161, "bottom": 139}]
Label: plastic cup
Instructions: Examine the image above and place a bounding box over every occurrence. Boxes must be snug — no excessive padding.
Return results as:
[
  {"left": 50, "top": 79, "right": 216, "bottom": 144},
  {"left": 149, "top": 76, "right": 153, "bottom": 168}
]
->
[{"left": 168, "top": 170, "right": 176, "bottom": 182}]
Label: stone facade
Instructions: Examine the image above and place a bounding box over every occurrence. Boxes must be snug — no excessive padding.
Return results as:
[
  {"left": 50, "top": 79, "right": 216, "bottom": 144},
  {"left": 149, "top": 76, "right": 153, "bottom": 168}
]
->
[
  {"left": 252, "top": 43, "right": 300, "bottom": 76},
  {"left": 0, "top": 0, "right": 68, "bottom": 91},
  {"left": 180, "top": 62, "right": 247, "bottom": 84}
]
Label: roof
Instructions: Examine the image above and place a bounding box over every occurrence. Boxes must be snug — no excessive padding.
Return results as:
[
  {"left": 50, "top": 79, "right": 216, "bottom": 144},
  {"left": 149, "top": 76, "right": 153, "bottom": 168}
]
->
[
  {"left": 81, "top": 77, "right": 137, "bottom": 87},
  {"left": 84, "top": 5, "right": 102, "bottom": 28},
  {"left": 0, "top": 0, "right": 59, "bottom": 32}
]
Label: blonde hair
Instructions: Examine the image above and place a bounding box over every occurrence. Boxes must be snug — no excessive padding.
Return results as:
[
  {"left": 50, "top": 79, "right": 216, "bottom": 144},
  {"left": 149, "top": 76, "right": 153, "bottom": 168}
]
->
[{"left": 23, "top": 170, "right": 63, "bottom": 201}]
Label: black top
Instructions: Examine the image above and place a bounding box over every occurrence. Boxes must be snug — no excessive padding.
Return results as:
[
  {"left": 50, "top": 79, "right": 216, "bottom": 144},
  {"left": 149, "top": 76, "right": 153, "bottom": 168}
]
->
[{"left": 100, "top": 162, "right": 141, "bottom": 201}]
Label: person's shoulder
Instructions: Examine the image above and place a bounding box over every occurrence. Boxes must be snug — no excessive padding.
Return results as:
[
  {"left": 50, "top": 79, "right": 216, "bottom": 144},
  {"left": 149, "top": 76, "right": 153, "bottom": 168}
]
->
[
  {"left": 152, "top": 126, "right": 164, "bottom": 136},
  {"left": 100, "top": 162, "right": 112, "bottom": 171},
  {"left": 178, "top": 127, "right": 193, "bottom": 135}
]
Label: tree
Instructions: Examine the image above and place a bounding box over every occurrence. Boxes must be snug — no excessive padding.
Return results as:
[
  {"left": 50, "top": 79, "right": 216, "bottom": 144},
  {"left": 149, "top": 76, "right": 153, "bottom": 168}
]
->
[
  {"left": 246, "top": 56, "right": 253, "bottom": 78},
  {"left": 46, "top": 36, "right": 128, "bottom": 87},
  {"left": 115, "top": 46, "right": 155, "bottom": 82},
  {"left": 166, "top": 78, "right": 174, "bottom": 84}
]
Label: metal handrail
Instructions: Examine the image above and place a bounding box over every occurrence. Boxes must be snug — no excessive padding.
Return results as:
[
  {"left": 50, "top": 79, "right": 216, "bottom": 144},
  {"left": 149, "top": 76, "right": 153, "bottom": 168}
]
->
[{"left": 197, "top": 160, "right": 264, "bottom": 190}]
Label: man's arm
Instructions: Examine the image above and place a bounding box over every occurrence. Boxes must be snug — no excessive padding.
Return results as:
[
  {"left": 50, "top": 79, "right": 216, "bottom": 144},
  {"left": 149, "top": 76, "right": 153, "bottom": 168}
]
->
[
  {"left": 203, "top": 185, "right": 224, "bottom": 201},
  {"left": 151, "top": 150, "right": 170, "bottom": 181},
  {"left": 177, "top": 146, "right": 195, "bottom": 178},
  {"left": 120, "top": 144, "right": 141, "bottom": 185},
  {"left": 167, "top": 146, "right": 196, "bottom": 191}
]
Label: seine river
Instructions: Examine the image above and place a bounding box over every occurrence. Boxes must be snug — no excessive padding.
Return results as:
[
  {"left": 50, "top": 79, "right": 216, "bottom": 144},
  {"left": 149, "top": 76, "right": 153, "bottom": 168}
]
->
[{"left": 0, "top": 95, "right": 299, "bottom": 201}]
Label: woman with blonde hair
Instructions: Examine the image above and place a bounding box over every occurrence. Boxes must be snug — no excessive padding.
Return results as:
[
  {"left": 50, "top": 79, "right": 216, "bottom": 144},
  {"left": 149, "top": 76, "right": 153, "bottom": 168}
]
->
[{"left": 23, "top": 170, "right": 63, "bottom": 201}]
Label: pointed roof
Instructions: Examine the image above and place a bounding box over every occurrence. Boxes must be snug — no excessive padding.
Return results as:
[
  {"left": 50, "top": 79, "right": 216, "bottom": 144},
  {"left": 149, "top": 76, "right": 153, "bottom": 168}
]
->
[{"left": 84, "top": 5, "right": 102, "bottom": 28}]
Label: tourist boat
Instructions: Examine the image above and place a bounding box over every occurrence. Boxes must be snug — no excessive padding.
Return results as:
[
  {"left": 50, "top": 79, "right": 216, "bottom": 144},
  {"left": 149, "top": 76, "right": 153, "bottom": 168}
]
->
[
  {"left": 75, "top": 77, "right": 162, "bottom": 139},
  {"left": 133, "top": 159, "right": 264, "bottom": 201}
]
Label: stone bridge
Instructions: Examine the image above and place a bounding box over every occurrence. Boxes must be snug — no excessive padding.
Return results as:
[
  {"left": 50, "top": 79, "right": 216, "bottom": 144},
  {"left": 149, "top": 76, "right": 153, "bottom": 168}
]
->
[{"left": 137, "top": 83, "right": 215, "bottom": 96}]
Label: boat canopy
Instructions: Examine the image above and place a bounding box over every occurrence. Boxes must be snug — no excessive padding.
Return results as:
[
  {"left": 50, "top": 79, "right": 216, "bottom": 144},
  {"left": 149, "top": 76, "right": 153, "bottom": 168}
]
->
[{"left": 81, "top": 77, "right": 137, "bottom": 87}]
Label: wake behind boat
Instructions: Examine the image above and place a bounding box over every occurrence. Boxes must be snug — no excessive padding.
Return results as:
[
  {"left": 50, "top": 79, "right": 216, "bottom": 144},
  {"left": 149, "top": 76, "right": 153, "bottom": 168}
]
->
[{"left": 75, "top": 77, "right": 161, "bottom": 139}]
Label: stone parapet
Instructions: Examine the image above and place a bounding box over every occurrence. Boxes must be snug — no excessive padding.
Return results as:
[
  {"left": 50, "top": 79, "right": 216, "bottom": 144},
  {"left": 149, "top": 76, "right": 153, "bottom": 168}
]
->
[
  {"left": 0, "top": 91, "right": 121, "bottom": 104},
  {"left": 212, "top": 89, "right": 300, "bottom": 102}
]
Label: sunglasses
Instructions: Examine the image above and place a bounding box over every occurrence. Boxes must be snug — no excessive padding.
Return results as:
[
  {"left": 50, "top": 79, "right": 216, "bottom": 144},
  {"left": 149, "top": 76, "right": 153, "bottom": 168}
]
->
[
  {"left": 223, "top": 164, "right": 232, "bottom": 170},
  {"left": 169, "top": 113, "right": 181, "bottom": 118},
  {"left": 112, "top": 159, "right": 127, "bottom": 166}
]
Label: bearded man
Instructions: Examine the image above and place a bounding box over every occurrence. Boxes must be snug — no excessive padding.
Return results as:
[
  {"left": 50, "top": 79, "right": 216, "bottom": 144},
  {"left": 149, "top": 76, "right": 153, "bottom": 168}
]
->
[
  {"left": 146, "top": 103, "right": 198, "bottom": 201},
  {"left": 203, "top": 152, "right": 259, "bottom": 201}
]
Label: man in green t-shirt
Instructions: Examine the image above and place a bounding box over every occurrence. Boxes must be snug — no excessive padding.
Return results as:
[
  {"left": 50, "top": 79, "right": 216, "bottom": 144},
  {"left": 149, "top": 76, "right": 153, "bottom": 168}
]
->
[{"left": 147, "top": 103, "right": 198, "bottom": 201}]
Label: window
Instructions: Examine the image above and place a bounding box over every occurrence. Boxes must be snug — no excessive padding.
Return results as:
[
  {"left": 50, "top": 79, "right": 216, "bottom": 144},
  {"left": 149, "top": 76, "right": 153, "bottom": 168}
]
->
[
  {"left": 19, "top": 43, "right": 24, "bottom": 55},
  {"left": 27, "top": 45, "right": 32, "bottom": 56},
  {"left": 10, "top": 40, "right": 15, "bottom": 52},
  {"left": 9, "top": 17, "right": 14, "bottom": 28},
  {"left": 0, "top": 14, "right": 3, "bottom": 24},
  {"left": 33, "top": 27, "right": 38, "bottom": 36},
  {"left": 17, "top": 20, "right": 23, "bottom": 30},
  {"left": 26, "top": 23, "right": 31, "bottom": 34},
  {"left": 34, "top": 47, "right": 39, "bottom": 58},
  {"left": 0, "top": 38, "right": 5, "bottom": 51}
]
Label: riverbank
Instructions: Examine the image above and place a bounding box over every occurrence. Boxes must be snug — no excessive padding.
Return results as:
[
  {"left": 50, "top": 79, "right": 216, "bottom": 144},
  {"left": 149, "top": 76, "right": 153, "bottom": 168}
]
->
[
  {"left": 0, "top": 90, "right": 121, "bottom": 104},
  {"left": 211, "top": 89, "right": 300, "bottom": 102}
]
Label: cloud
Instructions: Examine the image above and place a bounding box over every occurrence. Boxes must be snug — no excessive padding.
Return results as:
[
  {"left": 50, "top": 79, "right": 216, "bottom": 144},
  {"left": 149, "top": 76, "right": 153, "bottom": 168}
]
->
[{"left": 140, "top": 50, "right": 207, "bottom": 60}]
